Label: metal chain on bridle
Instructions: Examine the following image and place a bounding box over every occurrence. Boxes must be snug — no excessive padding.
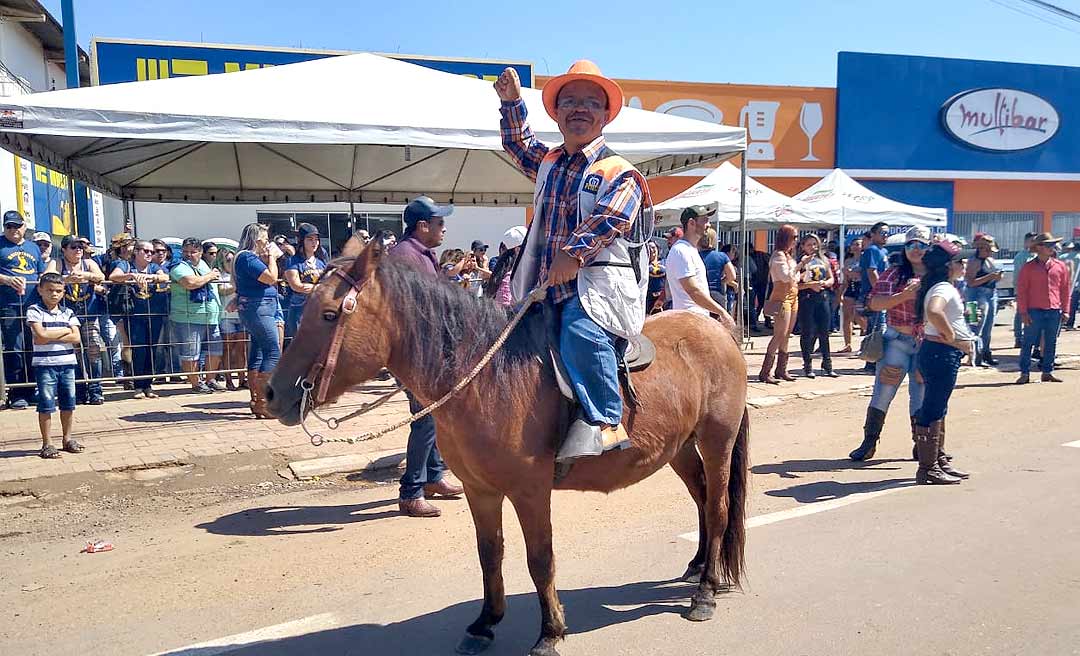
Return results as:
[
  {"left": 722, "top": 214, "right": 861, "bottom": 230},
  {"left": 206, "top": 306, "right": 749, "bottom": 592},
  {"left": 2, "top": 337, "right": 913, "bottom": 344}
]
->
[{"left": 298, "top": 283, "right": 549, "bottom": 447}]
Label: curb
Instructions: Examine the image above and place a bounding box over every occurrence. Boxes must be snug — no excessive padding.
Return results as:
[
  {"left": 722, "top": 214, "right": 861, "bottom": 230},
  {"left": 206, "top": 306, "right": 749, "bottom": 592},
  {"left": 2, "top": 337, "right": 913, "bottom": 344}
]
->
[{"left": 287, "top": 448, "right": 406, "bottom": 480}]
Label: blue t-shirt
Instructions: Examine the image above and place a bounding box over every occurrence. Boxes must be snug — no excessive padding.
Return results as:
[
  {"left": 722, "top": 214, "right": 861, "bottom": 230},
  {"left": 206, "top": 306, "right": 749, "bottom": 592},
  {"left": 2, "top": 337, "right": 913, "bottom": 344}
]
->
[
  {"left": 115, "top": 260, "right": 170, "bottom": 317},
  {"left": 234, "top": 250, "right": 278, "bottom": 300},
  {"left": 0, "top": 236, "right": 46, "bottom": 307},
  {"left": 284, "top": 253, "right": 327, "bottom": 308},
  {"left": 59, "top": 258, "right": 102, "bottom": 316},
  {"left": 699, "top": 250, "right": 731, "bottom": 295},
  {"left": 859, "top": 244, "right": 888, "bottom": 298}
]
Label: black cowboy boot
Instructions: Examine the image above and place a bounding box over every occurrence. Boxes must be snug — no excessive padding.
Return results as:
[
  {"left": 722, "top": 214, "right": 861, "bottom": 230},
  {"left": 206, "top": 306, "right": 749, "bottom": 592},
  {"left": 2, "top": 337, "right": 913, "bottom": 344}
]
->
[
  {"left": 849, "top": 407, "right": 886, "bottom": 461},
  {"left": 911, "top": 416, "right": 918, "bottom": 461},
  {"left": 914, "top": 423, "right": 961, "bottom": 485},
  {"left": 936, "top": 420, "right": 966, "bottom": 478},
  {"left": 982, "top": 349, "right": 998, "bottom": 366}
]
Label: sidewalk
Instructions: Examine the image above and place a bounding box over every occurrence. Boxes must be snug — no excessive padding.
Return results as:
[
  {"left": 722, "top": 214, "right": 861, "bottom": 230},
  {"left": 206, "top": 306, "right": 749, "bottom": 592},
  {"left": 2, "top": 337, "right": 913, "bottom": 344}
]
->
[{"left": 1, "top": 318, "right": 1076, "bottom": 484}]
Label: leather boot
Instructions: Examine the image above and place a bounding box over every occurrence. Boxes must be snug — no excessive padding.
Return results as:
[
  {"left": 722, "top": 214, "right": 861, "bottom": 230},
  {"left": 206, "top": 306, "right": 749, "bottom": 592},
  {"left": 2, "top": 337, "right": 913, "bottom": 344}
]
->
[
  {"left": 849, "top": 407, "right": 886, "bottom": 461},
  {"left": 775, "top": 352, "right": 796, "bottom": 382},
  {"left": 982, "top": 349, "right": 998, "bottom": 366},
  {"left": 936, "top": 420, "right": 968, "bottom": 479},
  {"left": 251, "top": 372, "right": 272, "bottom": 419},
  {"left": 914, "top": 423, "right": 961, "bottom": 485},
  {"left": 247, "top": 369, "right": 260, "bottom": 416},
  {"left": 758, "top": 354, "right": 779, "bottom": 385}
]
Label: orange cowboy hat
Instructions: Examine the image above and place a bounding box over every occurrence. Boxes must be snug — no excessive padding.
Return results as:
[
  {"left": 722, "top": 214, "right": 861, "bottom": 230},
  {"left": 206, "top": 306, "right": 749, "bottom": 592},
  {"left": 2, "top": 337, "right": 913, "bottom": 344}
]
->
[{"left": 542, "top": 60, "right": 624, "bottom": 124}]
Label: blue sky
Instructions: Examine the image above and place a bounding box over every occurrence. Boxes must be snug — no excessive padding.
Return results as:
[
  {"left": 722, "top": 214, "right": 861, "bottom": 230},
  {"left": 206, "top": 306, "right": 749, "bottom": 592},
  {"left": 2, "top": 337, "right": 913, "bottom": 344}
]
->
[{"left": 43, "top": 0, "right": 1080, "bottom": 86}]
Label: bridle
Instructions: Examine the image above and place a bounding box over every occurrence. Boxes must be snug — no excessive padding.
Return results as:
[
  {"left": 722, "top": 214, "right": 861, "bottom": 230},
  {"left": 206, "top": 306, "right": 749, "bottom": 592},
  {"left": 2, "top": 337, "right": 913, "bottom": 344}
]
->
[
  {"left": 296, "top": 266, "right": 404, "bottom": 446},
  {"left": 293, "top": 260, "right": 549, "bottom": 448}
]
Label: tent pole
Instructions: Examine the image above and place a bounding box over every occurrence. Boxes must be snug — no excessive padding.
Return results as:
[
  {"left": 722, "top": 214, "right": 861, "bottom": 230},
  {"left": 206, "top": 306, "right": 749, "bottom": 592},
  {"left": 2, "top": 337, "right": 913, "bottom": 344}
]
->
[{"left": 739, "top": 154, "right": 749, "bottom": 348}]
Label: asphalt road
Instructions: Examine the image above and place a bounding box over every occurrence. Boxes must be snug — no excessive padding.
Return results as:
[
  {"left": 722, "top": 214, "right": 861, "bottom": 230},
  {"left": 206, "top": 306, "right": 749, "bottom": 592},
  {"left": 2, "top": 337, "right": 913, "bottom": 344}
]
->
[{"left": 2, "top": 364, "right": 1078, "bottom": 656}]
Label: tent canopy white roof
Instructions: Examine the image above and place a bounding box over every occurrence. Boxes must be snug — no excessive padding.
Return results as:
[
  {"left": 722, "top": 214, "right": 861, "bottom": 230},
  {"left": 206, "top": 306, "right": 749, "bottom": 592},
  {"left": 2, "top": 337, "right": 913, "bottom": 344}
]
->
[
  {"left": 793, "top": 169, "right": 947, "bottom": 227},
  {"left": 0, "top": 53, "right": 746, "bottom": 205},
  {"left": 654, "top": 162, "right": 837, "bottom": 229}
]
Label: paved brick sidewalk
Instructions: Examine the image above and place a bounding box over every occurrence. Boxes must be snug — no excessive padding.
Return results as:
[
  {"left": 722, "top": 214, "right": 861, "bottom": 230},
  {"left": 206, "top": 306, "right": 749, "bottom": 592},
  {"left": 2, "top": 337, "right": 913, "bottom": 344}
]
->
[{"left": 0, "top": 379, "right": 412, "bottom": 483}]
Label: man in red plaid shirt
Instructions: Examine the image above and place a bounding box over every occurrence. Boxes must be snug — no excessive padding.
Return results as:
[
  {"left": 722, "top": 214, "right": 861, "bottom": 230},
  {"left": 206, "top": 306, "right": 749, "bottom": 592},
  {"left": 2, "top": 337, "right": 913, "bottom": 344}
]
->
[{"left": 494, "top": 62, "right": 652, "bottom": 463}]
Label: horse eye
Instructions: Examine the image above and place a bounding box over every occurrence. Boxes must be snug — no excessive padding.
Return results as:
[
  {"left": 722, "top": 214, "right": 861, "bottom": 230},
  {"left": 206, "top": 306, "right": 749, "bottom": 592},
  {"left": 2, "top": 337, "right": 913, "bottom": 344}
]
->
[{"left": 322, "top": 311, "right": 338, "bottom": 322}]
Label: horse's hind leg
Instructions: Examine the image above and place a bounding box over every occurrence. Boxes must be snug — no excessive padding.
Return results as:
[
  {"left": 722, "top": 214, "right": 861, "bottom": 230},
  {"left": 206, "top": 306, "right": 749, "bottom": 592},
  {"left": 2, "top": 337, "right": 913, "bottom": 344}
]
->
[
  {"left": 668, "top": 437, "right": 708, "bottom": 582},
  {"left": 510, "top": 489, "right": 566, "bottom": 656},
  {"left": 684, "top": 410, "right": 747, "bottom": 622},
  {"left": 456, "top": 488, "right": 507, "bottom": 655}
]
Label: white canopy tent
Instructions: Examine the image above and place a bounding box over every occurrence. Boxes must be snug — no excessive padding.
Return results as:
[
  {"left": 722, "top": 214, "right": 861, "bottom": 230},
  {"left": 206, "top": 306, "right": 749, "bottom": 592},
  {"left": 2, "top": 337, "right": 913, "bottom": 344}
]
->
[
  {"left": 654, "top": 162, "right": 837, "bottom": 229},
  {"left": 793, "top": 169, "right": 947, "bottom": 228},
  {"left": 0, "top": 52, "right": 746, "bottom": 205}
]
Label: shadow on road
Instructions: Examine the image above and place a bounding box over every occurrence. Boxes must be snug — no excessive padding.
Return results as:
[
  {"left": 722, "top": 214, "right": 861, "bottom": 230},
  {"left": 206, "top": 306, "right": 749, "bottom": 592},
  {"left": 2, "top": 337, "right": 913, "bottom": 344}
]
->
[
  {"left": 765, "top": 477, "right": 912, "bottom": 503},
  {"left": 0, "top": 448, "right": 40, "bottom": 459},
  {"left": 186, "top": 400, "right": 251, "bottom": 410},
  {"left": 119, "top": 410, "right": 251, "bottom": 423},
  {"left": 955, "top": 380, "right": 1019, "bottom": 390},
  {"left": 751, "top": 458, "right": 905, "bottom": 479},
  {"left": 156, "top": 578, "right": 711, "bottom": 656},
  {"left": 195, "top": 499, "right": 400, "bottom": 536}
]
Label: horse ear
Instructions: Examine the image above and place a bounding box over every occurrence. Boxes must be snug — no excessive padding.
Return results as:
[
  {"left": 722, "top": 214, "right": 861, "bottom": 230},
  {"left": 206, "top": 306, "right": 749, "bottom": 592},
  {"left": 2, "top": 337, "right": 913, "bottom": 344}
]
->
[
  {"left": 340, "top": 234, "right": 365, "bottom": 258},
  {"left": 350, "top": 234, "right": 385, "bottom": 281}
]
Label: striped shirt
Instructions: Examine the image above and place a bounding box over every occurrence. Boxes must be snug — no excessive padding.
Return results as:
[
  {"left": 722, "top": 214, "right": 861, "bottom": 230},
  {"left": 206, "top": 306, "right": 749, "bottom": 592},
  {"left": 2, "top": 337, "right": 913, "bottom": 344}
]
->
[
  {"left": 26, "top": 303, "right": 79, "bottom": 366},
  {"left": 499, "top": 99, "right": 643, "bottom": 304}
]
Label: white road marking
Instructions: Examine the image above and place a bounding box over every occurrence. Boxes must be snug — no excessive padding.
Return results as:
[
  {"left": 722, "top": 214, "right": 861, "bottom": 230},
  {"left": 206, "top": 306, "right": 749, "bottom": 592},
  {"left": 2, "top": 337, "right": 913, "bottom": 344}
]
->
[
  {"left": 1063, "top": 440, "right": 1080, "bottom": 448},
  {"left": 149, "top": 612, "right": 341, "bottom": 656},
  {"left": 677, "top": 481, "right": 915, "bottom": 542}
]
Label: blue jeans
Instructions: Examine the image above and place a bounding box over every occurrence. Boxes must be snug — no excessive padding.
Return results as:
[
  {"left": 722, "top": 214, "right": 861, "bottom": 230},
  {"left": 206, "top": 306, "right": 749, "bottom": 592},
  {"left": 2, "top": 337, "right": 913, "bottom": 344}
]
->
[
  {"left": 285, "top": 304, "right": 304, "bottom": 341},
  {"left": 1020, "top": 309, "right": 1061, "bottom": 375},
  {"left": 127, "top": 315, "right": 164, "bottom": 390},
  {"left": 239, "top": 296, "right": 281, "bottom": 373},
  {"left": 35, "top": 364, "right": 76, "bottom": 414},
  {"left": 869, "top": 328, "right": 925, "bottom": 416},
  {"left": 966, "top": 286, "right": 997, "bottom": 354},
  {"left": 73, "top": 314, "right": 103, "bottom": 402},
  {"left": 915, "top": 340, "right": 963, "bottom": 427},
  {"left": 399, "top": 390, "right": 446, "bottom": 500},
  {"left": 1, "top": 305, "right": 33, "bottom": 403},
  {"left": 559, "top": 294, "right": 626, "bottom": 426},
  {"left": 100, "top": 315, "right": 124, "bottom": 377}
]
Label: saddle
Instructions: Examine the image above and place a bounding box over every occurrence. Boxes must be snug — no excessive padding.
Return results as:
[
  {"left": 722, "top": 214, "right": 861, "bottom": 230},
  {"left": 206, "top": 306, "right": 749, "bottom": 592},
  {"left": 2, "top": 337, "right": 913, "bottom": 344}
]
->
[{"left": 549, "top": 333, "right": 654, "bottom": 405}]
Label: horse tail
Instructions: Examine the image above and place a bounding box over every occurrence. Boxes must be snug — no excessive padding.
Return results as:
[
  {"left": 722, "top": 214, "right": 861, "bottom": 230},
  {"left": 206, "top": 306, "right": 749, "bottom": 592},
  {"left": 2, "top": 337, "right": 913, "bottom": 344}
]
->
[{"left": 721, "top": 406, "right": 750, "bottom": 589}]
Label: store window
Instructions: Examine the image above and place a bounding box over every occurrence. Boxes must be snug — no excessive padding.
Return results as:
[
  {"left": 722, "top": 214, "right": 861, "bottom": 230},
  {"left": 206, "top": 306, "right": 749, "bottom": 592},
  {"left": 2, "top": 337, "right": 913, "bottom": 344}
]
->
[
  {"left": 1052, "top": 213, "right": 1080, "bottom": 243},
  {"left": 952, "top": 212, "right": 1041, "bottom": 259}
]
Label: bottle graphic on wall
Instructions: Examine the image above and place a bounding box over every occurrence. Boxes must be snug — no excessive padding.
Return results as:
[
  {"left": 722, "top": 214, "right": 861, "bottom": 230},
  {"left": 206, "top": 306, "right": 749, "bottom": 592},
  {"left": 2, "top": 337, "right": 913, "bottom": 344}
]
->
[{"left": 799, "top": 102, "right": 824, "bottom": 162}]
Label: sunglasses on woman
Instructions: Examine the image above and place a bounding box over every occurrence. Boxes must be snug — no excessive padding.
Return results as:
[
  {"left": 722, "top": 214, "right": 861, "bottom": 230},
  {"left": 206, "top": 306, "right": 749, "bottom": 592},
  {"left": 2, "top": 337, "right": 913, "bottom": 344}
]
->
[{"left": 905, "top": 241, "right": 928, "bottom": 251}]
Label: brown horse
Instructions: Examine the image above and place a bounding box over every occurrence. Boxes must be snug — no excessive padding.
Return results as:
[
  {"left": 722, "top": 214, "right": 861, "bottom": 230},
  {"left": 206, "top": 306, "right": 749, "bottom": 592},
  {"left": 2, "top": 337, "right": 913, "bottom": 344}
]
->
[{"left": 265, "top": 238, "right": 749, "bottom": 656}]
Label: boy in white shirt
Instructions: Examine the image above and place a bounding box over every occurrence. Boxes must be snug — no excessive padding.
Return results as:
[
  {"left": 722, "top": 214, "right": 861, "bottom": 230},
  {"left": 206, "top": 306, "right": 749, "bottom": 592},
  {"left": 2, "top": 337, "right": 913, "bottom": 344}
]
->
[{"left": 26, "top": 272, "right": 83, "bottom": 459}]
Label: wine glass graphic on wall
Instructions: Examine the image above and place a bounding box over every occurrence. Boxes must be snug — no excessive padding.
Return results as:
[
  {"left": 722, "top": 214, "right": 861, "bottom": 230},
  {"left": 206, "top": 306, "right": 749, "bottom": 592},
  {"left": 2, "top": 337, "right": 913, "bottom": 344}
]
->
[{"left": 799, "top": 102, "right": 824, "bottom": 162}]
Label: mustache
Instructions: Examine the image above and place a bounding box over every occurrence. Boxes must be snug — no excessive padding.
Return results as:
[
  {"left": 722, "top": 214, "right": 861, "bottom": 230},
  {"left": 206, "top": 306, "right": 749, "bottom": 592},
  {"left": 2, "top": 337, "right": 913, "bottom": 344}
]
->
[{"left": 568, "top": 112, "right": 593, "bottom": 121}]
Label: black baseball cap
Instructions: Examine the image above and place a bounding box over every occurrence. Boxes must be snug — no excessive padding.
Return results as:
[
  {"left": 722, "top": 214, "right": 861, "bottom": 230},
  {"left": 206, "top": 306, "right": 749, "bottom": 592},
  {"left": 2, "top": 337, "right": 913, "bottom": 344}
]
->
[
  {"left": 3, "top": 210, "right": 25, "bottom": 227},
  {"left": 470, "top": 240, "right": 488, "bottom": 252},
  {"left": 680, "top": 205, "right": 713, "bottom": 222},
  {"left": 297, "top": 222, "right": 320, "bottom": 240},
  {"left": 403, "top": 196, "right": 453, "bottom": 234}
]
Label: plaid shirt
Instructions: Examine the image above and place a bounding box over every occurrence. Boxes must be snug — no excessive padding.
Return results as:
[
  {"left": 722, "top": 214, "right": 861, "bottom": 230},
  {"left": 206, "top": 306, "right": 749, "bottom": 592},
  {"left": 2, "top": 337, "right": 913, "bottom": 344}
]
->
[
  {"left": 870, "top": 266, "right": 920, "bottom": 329},
  {"left": 500, "top": 99, "right": 643, "bottom": 303}
]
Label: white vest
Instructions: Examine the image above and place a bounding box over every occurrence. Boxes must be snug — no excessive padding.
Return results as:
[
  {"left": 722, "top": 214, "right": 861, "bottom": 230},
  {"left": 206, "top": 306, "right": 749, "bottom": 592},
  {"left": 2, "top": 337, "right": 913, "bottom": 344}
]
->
[{"left": 510, "top": 145, "right": 654, "bottom": 339}]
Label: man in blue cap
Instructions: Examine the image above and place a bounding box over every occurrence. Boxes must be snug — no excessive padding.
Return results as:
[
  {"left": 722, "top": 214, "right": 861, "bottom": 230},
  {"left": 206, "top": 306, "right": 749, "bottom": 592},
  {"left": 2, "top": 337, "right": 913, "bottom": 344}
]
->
[
  {"left": 0, "top": 210, "right": 47, "bottom": 408},
  {"left": 387, "top": 196, "right": 465, "bottom": 518}
]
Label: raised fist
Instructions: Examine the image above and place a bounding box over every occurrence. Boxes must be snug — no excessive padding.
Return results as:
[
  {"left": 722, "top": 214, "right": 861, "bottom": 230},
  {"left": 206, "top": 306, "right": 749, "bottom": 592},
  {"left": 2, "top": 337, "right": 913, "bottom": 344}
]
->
[{"left": 494, "top": 67, "right": 521, "bottom": 102}]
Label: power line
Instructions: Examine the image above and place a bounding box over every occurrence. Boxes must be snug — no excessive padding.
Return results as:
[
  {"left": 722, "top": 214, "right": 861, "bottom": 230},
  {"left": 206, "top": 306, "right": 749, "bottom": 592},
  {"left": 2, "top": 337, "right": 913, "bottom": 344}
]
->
[
  {"left": 1019, "top": 0, "right": 1080, "bottom": 24},
  {"left": 988, "top": 0, "right": 1080, "bottom": 34}
]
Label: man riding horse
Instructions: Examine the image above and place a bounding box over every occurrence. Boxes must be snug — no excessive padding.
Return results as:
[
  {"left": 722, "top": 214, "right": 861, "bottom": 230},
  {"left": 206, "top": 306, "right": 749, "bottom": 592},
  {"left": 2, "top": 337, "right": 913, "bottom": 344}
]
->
[{"left": 495, "top": 61, "right": 653, "bottom": 464}]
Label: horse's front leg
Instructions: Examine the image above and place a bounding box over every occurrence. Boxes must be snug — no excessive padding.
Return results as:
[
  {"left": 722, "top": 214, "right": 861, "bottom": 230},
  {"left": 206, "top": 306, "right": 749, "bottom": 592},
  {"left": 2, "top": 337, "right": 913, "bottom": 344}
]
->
[
  {"left": 456, "top": 487, "right": 507, "bottom": 655},
  {"left": 510, "top": 489, "right": 565, "bottom": 656}
]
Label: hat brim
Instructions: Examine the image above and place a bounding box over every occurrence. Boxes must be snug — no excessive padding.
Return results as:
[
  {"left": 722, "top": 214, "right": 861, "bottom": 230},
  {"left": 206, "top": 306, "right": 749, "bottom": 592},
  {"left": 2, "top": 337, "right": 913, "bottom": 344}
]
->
[
  {"left": 953, "top": 248, "right": 978, "bottom": 261},
  {"left": 1036, "top": 238, "right": 1064, "bottom": 245},
  {"left": 542, "top": 73, "right": 624, "bottom": 123}
]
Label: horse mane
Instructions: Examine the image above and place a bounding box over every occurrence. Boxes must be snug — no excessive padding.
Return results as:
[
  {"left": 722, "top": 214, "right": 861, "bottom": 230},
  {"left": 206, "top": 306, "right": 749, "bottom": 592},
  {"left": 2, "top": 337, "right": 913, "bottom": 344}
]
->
[{"left": 343, "top": 255, "right": 547, "bottom": 402}]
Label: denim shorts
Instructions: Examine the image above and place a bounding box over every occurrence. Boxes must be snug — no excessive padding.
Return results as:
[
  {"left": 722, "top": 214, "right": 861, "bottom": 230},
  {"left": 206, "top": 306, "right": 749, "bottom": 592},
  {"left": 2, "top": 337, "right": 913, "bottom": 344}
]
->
[
  {"left": 35, "top": 364, "right": 76, "bottom": 414},
  {"left": 220, "top": 317, "right": 245, "bottom": 335},
  {"left": 171, "top": 320, "right": 224, "bottom": 361}
]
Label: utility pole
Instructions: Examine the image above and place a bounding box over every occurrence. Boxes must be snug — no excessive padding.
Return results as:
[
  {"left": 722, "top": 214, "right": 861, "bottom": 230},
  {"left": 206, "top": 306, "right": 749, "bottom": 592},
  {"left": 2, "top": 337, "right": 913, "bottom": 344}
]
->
[{"left": 60, "top": 0, "right": 83, "bottom": 238}]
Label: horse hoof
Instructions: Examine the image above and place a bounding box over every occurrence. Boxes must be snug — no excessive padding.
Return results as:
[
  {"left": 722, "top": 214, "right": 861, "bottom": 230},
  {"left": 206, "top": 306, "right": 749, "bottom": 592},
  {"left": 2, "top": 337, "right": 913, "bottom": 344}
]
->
[
  {"left": 684, "top": 598, "right": 716, "bottom": 622},
  {"left": 456, "top": 633, "right": 493, "bottom": 655},
  {"left": 527, "top": 639, "right": 562, "bottom": 656}
]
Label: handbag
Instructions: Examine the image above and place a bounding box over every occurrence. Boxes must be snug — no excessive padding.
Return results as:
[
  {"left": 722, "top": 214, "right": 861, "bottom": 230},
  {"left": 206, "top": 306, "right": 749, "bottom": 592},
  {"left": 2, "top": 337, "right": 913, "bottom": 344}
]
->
[
  {"left": 762, "top": 299, "right": 783, "bottom": 318},
  {"left": 859, "top": 329, "right": 885, "bottom": 363},
  {"left": 107, "top": 281, "right": 136, "bottom": 316}
]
